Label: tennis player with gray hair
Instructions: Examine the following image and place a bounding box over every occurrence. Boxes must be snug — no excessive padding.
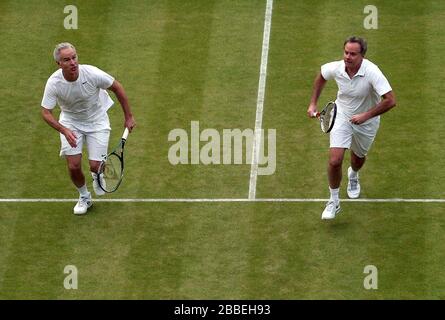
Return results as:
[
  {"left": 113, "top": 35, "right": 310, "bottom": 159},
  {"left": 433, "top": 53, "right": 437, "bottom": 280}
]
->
[
  {"left": 41, "top": 42, "right": 136, "bottom": 215},
  {"left": 307, "top": 36, "right": 396, "bottom": 220}
]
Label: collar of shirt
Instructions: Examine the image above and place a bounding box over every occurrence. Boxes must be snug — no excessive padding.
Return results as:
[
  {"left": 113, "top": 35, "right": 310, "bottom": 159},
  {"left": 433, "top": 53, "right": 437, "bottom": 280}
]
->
[{"left": 340, "top": 59, "right": 366, "bottom": 79}]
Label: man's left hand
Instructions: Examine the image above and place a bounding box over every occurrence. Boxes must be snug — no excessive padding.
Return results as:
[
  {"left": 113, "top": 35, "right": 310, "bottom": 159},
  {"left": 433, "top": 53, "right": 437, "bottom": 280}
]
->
[{"left": 350, "top": 113, "right": 370, "bottom": 125}]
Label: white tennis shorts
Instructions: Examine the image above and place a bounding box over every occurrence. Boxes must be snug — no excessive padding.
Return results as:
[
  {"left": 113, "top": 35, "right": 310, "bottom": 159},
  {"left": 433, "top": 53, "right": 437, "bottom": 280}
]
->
[
  {"left": 60, "top": 128, "right": 110, "bottom": 161},
  {"left": 330, "top": 115, "right": 380, "bottom": 158}
]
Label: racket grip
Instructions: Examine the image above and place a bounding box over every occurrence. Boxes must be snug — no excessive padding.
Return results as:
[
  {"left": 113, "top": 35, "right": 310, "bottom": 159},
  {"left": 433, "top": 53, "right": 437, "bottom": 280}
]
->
[
  {"left": 122, "top": 127, "right": 130, "bottom": 140},
  {"left": 312, "top": 112, "right": 319, "bottom": 118}
]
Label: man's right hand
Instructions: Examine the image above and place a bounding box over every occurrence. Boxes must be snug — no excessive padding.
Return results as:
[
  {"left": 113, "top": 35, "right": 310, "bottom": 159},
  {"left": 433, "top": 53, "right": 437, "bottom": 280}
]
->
[
  {"left": 61, "top": 127, "right": 78, "bottom": 148},
  {"left": 307, "top": 104, "right": 318, "bottom": 118},
  {"left": 41, "top": 108, "right": 78, "bottom": 147}
]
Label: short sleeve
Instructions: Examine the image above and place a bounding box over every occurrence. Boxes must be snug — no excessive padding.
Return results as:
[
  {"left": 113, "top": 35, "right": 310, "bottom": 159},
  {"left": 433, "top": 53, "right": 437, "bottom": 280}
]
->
[
  {"left": 41, "top": 80, "right": 57, "bottom": 109},
  {"left": 89, "top": 65, "right": 115, "bottom": 89},
  {"left": 371, "top": 66, "right": 392, "bottom": 96},
  {"left": 320, "top": 61, "right": 338, "bottom": 81}
]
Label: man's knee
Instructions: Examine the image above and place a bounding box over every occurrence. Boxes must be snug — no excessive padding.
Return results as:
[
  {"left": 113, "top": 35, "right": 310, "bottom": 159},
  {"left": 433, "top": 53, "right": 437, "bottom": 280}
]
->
[
  {"left": 68, "top": 163, "right": 82, "bottom": 173},
  {"left": 89, "top": 161, "right": 101, "bottom": 173},
  {"left": 66, "top": 156, "right": 82, "bottom": 172},
  {"left": 329, "top": 156, "right": 343, "bottom": 169},
  {"left": 351, "top": 151, "right": 366, "bottom": 167},
  {"left": 329, "top": 148, "right": 345, "bottom": 169}
]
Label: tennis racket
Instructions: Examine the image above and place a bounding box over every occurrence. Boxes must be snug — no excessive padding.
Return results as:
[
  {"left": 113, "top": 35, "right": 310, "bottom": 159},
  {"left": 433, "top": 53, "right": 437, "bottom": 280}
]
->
[
  {"left": 97, "top": 127, "right": 130, "bottom": 193},
  {"left": 313, "top": 101, "right": 337, "bottom": 133}
]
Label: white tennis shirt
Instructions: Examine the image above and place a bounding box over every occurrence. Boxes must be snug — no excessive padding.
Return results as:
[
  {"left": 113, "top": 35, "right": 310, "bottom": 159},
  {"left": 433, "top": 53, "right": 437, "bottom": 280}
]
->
[
  {"left": 41, "top": 64, "right": 115, "bottom": 132},
  {"left": 321, "top": 59, "right": 392, "bottom": 121}
]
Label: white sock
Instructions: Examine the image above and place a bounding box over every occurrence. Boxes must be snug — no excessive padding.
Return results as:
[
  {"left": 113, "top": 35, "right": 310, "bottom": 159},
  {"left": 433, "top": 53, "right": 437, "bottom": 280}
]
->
[
  {"left": 77, "top": 184, "right": 89, "bottom": 197},
  {"left": 349, "top": 168, "right": 358, "bottom": 178},
  {"left": 329, "top": 187, "right": 340, "bottom": 203},
  {"left": 91, "top": 172, "right": 98, "bottom": 181}
]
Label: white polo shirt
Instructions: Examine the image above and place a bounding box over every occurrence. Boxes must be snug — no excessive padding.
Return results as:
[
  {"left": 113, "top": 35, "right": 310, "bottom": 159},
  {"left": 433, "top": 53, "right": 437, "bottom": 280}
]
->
[
  {"left": 321, "top": 59, "right": 392, "bottom": 122},
  {"left": 41, "top": 64, "right": 115, "bottom": 132}
]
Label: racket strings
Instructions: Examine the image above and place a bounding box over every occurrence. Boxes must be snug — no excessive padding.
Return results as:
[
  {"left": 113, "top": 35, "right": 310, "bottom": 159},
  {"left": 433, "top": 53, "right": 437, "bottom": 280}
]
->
[
  {"left": 97, "top": 132, "right": 128, "bottom": 193},
  {"left": 320, "top": 103, "right": 336, "bottom": 133},
  {"left": 104, "top": 157, "right": 120, "bottom": 179},
  {"left": 320, "top": 110, "right": 331, "bottom": 132},
  {"left": 100, "top": 153, "right": 123, "bottom": 192}
]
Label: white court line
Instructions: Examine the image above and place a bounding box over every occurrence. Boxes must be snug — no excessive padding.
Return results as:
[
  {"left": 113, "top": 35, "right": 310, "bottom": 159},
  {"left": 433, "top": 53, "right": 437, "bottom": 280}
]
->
[
  {"left": 1, "top": 198, "right": 445, "bottom": 203},
  {"left": 249, "top": 0, "right": 273, "bottom": 200}
]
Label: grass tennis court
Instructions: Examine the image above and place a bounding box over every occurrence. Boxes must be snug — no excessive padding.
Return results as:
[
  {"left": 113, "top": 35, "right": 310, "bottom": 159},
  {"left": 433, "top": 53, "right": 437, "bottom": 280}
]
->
[{"left": 1, "top": 0, "right": 445, "bottom": 299}]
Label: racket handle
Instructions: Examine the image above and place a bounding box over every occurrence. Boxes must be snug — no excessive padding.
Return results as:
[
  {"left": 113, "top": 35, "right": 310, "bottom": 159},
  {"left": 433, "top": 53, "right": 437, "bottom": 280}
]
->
[
  {"left": 312, "top": 112, "right": 319, "bottom": 118},
  {"left": 122, "top": 127, "right": 130, "bottom": 140}
]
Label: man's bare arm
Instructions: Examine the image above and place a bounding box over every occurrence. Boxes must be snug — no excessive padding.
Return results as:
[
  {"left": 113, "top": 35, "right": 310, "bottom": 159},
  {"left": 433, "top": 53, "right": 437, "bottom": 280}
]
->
[
  {"left": 307, "top": 73, "right": 328, "bottom": 118},
  {"left": 41, "top": 107, "right": 77, "bottom": 147},
  {"left": 350, "top": 91, "right": 396, "bottom": 125},
  {"left": 108, "top": 80, "right": 136, "bottom": 131}
]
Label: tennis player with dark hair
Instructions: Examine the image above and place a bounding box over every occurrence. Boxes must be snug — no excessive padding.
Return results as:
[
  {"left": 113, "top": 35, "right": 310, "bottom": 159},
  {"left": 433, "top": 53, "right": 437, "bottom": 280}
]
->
[
  {"left": 41, "top": 42, "right": 136, "bottom": 215},
  {"left": 307, "top": 36, "right": 396, "bottom": 220}
]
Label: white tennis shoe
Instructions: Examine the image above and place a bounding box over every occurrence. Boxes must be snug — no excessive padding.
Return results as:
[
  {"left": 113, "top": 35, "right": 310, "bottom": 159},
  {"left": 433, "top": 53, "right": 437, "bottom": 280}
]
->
[
  {"left": 73, "top": 193, "right": 92, "bottom": 215},
  {"left": 91, "top": 172, "right": 106, "bottom": 196},
  {"left": 347, "top": 167, "right": 361, "bottom": 199},
  {"left": 321, "top": 200, "right": 341, "bottom": 220}
]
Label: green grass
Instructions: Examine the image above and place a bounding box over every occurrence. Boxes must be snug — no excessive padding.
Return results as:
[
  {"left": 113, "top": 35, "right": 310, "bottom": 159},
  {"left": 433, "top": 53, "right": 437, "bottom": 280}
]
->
[{"left": 0, "top": 0, "right": 444, "bottom": 299}]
